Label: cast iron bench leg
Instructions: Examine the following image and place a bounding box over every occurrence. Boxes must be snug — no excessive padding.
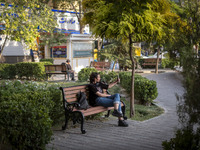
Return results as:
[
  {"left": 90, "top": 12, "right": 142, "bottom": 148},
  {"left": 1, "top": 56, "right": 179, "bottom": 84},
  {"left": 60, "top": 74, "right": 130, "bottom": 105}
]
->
[
  {"left": 62, "top": 110, "right": 69, "bottom": 130},
  {"left": 80, "top": 112, "right": 86, "bottom": 134},
  {"left": 105, "top": 110, "right": 111, "bottom": 117}
]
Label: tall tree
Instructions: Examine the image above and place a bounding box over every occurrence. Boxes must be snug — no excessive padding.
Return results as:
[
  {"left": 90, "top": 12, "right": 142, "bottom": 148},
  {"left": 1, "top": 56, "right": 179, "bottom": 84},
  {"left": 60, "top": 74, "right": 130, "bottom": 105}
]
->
[
  {"left": 82, "top": 0, "right": 172, "bottom": 117},
  {"left": 0, "top": 0, "right": 57, "bottom": 60}
]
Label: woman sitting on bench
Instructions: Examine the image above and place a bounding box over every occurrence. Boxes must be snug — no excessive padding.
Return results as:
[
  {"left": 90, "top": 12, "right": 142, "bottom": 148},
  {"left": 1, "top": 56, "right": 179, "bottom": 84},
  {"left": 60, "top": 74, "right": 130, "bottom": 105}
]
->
[{"left": 88, "top": 72, "right": 128, "bottom": 127}]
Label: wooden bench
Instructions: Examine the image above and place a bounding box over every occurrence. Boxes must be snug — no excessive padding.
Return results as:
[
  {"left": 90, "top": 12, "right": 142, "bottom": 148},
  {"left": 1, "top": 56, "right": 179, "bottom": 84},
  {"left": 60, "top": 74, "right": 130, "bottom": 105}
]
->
[
  {"left": 45, "top": 64, "right": 69, "bottom": 80},
  {"left": 90, "top": 61, "right": 110, "bottom": 71},
  {"left": 142, "top": 58, "right": 161, "bottom": 67},
  {"left": 60, "top": 84, "right": 127, "bottom": 134}
]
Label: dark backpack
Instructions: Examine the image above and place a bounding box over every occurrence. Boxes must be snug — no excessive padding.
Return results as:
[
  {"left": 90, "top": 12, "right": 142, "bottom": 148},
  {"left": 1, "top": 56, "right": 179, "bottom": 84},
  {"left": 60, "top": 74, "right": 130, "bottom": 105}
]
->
[{"left": 76, "top": 91, "right": 90, "bottom": 110}]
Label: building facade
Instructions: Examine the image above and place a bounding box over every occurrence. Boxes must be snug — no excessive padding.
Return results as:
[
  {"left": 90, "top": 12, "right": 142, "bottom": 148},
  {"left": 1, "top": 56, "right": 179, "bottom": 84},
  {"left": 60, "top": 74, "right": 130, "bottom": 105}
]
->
[{"left": 0, "top": 7, "right": 94, "bottom": 73}]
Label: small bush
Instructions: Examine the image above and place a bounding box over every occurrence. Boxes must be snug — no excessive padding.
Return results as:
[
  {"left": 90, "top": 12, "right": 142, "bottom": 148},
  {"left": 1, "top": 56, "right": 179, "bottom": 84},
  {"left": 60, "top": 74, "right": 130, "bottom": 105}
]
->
[
  {"left": 15, "top": 62, "right": 48, "bottom": 80},
  {"left": 78, "top": 68, "right": 98, "bottom": 82},
  {"left": 100, "top": 71, "right": 118, "bottom": 84},
  {"left": 162, "top": 127, "right": 200, "bottom": 150},
  {"left": 119, "top": 72, "right": 158, "bottom": 105},
  {"left": 78, "top": 68, "right": 118, "bottom": 84},
  {"left": 134, "top": 77, "right": 158, "bottom": 105},
  {"left": 0, "top": 80, "right": 54, "bottom": 149},
  {"left": 0, "top": 64, "right": 16, "bottom": 79},
  {"left": 40, "top": 58, "right": 54, "bottom": 64},
  {"left": 0, "top": 62, "right": 52, "bottom": 80},
  {"left": 161, "top": 58, "right": 179, "bottom": 69}
]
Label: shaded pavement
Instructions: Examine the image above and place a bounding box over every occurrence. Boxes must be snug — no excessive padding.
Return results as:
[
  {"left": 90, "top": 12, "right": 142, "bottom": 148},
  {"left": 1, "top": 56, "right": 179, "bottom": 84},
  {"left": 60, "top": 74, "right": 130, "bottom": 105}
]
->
[{"left": 47, "top": 71, "right": 184, "bottom": 150}]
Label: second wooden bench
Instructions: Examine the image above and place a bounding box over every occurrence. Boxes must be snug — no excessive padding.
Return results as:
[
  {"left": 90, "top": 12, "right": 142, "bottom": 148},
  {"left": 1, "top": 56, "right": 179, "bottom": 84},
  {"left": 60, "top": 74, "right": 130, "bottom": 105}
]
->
[
  {"left": 142, "top": 58, "right": 161, "bottom": 67},
  {"left": 90, "top": 61, "right": 110, "bottom": 71},
  {"left": 45, "top": 64, "right": 70, "bottom": 80}
]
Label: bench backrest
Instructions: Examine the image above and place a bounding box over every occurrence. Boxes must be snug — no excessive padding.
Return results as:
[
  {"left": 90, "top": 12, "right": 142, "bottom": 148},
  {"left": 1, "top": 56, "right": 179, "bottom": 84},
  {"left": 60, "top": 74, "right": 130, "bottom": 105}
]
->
[
  {"left": 60, "top": 84, "right": 89, "bottom": 104},
  {"left": 143, "top": 58, "right": 161, "bottom": 63},
  {"left": 45, "top": 65, "right": 66, "bottom": 72},
  {"left": 91, "top": 62, "right": 110, "bottom": 68}
]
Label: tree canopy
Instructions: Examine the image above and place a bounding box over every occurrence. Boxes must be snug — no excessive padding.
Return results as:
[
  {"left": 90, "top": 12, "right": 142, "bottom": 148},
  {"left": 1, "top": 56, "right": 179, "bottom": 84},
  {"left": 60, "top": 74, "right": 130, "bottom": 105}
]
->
[
  {"left": 82, "top": 0, "right": 177, "bottom": 117},
  {"left": 0, "top": 0, "right": 57, "bottom": 55}
]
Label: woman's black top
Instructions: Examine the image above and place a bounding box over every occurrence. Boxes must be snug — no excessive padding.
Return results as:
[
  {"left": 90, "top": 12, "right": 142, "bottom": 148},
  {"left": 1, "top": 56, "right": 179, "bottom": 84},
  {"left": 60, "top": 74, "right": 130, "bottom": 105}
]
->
[{"left": 88, "top": 82, "right": 108, "bottom": 106}]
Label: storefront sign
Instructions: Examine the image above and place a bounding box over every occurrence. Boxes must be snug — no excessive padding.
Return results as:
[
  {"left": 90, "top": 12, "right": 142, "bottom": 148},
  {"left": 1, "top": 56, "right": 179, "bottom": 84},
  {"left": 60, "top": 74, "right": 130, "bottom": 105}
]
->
[
  {"left": 73, "top": 50, "right": 92, "bottom": 58},
  {"left": 52, "top": 46, "right": 67, "bottom": 58}
]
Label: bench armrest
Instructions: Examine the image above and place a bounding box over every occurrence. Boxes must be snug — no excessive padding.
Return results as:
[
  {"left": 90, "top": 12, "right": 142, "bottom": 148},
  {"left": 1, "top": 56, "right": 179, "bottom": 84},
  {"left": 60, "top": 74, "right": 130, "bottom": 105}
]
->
[
  {"left": 65, "top": 102, "right": 80, "bottom": 111},
  {"left": 68, "top": 102, "right": 80, "bottom": 107}
]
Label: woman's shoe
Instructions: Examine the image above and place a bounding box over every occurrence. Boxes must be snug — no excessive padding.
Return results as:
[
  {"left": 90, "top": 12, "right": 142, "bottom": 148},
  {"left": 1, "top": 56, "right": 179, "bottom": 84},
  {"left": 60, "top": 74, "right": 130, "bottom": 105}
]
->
[
  {"left": 112, "top": 109, "right": 123, "bottom": 117},
  {"left": 118, "top": 120, "right": 128, "bottom": 127}
]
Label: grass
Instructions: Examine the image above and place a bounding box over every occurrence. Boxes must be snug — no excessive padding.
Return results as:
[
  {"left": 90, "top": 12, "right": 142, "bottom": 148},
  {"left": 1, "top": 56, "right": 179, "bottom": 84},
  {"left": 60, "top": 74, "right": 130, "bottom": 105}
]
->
[{"left": 109, "top": 84, "right": 164, "bottom": 121}]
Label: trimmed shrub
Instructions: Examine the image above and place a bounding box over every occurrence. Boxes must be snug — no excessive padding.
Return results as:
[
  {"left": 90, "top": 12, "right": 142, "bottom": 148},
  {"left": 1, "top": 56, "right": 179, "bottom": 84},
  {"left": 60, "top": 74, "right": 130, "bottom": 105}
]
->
[
  {"left": 0, "top": 64, "right": 16, "bottom": 79},
  {"left": 119, "top": 72, "right": 158, "bottom": 105},
  {"left": 162, "top": 127, "right": 200, "bottom": 150},
  {"left": 15, "top": 62, "right": 49, "bottom": 80},
  {"left": 40, "top": 58, "right": 54, "bottom": 64},
  {"left": 161, "top": 58, "right": 179, "bottom": 69},
  {"left": 78, "top": 68, "right": 98, "bottom": 82},
  {"left": 0, "top": 62, "right": 52, "bottom": 80},
  {"left": 0, "top": 80, "right": 54, "bottom": 149},
  {"left": 134, "top": 77, "right": 158, "bottom": 105},
  {"left": 78, "top": 68, "right": 118, "bottom": 83},
  {"left": 100, "top": 71, "right": 118, "bottom": 84}
]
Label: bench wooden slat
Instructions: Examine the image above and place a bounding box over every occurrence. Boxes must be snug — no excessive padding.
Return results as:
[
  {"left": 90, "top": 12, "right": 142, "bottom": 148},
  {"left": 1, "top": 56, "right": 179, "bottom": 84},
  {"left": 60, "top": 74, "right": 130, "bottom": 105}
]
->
[
  {"left": 74, "top": 102, "right": 124, "bottom": 116},
  {"left": 142, "top": 63, "right": 157, "bottom": 65},
  {"left": 90, "top": 61, "right": 110, "bottom": 71},
  {"left": 64, "top": 89, "right": 87, "bottom": 95},
  {"left": 63, "top": 85, "right": 88, "bottom": 91},
  {"left": 67, "top": 97, "right": 78, "bottom": 103},
  {"left": 142, "top": 58, "right": 161, "bottom": 67}
]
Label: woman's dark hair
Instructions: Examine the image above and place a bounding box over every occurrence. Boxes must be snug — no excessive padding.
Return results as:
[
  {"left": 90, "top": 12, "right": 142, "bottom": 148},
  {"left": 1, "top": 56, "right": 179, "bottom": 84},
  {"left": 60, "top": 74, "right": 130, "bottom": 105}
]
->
[{"left": 90, "top": 72, "right": 99, "bottom": 83}]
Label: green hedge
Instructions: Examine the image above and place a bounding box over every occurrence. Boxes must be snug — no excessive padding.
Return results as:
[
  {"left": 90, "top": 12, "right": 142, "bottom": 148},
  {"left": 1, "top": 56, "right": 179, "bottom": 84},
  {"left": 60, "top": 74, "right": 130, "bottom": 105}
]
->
[
  {"left": 0, "top": 80, "right": 63, "bottom": 149},
  {"left": 78, "top": 68, "right": 118, "bottom": 84},
  {"left": 0, "top": 63, "right": 16, "bottom": 79},
  {"left": 0, "top": 62, "right": 52, "bottom": 80},
  {"left": 78, "top": 68, "right": 98, "bottom": 82},
  {"left": 162, "top": 127, "right": 200, "bottom": 150},
  {"left": 161, "top": 58, "right": 179, "bottom": 69},
  {"left": 119, "top": 72, "right": 158, "bottom": 105},
  {"left": 40, "top": 58, "right": 54, "bottom": 64}
]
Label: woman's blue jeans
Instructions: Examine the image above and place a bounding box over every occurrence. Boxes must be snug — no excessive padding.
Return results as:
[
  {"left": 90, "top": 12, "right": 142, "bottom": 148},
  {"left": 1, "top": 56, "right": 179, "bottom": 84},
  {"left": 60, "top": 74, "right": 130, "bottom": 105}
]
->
[{"left": 95, "top": 93, "right": 122, "bottom": 113}]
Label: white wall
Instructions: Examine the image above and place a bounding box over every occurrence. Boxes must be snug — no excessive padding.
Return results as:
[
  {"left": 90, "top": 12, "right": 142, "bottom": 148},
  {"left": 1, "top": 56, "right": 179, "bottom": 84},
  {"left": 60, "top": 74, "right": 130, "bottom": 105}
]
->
[{"left": 2, "top": 40, "right": 30, "bottom": 56}]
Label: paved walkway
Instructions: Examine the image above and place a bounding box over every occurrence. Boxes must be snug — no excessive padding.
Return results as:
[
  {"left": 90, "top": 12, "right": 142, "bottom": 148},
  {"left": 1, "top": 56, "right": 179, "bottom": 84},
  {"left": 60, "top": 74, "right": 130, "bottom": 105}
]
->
[{"left": 47, "top": 71, "right": 184, "bottom": 150}]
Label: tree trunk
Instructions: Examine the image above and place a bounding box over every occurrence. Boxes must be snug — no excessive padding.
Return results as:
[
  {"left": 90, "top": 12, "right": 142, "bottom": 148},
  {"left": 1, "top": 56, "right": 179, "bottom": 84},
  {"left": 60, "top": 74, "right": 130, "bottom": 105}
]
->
[
  {"left": 79, "top": 18, "right": 83, "bottom": 34},
  {"left": 0, "top": 35, "right": 8, "bottom": 63},
  {"left": 98, "top": 38, "right": 102, "bottom": 50},
  {"left": 79, "top": 0, "right": 83, "bottom": 34},
  {"left": 129, "top": 34, "right": 135, "bottom": 118},
  {"left": 155, "top": 47, "right": 160, "bottom": 74}
]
